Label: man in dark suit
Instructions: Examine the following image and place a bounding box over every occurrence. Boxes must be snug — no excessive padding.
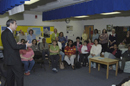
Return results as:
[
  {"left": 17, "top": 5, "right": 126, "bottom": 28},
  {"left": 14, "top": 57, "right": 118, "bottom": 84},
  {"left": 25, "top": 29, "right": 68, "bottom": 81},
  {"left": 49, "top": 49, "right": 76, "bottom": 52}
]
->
[{"left": 1, "top": 19, "right": 32, "bottom": 86}]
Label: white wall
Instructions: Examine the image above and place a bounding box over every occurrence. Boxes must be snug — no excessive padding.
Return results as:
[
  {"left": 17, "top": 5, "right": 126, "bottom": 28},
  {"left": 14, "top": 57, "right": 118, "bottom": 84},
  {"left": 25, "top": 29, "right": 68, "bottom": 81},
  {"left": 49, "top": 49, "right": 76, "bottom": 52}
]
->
[
  {"left": 82, "top": 16, "right": 130, "bottom": 30},
  {"left": 1, "top": 13, "right": 130, "bottom": 41},
  {"left": 0, "top": 14, "right": 84, "bottom": 41}
]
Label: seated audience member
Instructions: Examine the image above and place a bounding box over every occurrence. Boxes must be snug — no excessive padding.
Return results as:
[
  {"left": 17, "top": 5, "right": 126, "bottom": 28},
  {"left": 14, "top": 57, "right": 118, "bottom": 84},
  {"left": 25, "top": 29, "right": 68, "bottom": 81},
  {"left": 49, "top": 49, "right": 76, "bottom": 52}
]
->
[
  {"left": 123, "top": 30, "right": 130, "bottom": 45},
  {"left": 109, "top": 29, "right": 116, "bottom": 47},
  {"left": 58, "top": 32, "right": 66, "bottom": 52},
  {"left": 20, "top": 41, "right": 35, "bottom": 75},
  {"left": 119, "top": 45, "right": 130, "bottom": 73},
  {"left": 79, "top": 41, "right": 89, "bottom": 67},
  {"left": 50, "top": 40, "right": 60, "bottom": 73},
  {"left": 108, "top": 44, "right": 121, "bottom": 59},
  {"left": 27, "top": 29, "right": 36, "bottom": 43},
  {"left": 31, "top": 39, "right": 42, "bottom": 59},
  {"left": 64, "top": 40, "right": 76, "bottom": 70},
  {"left": 88, "top": 39, "right": 102, "bottom": 68},
  {"left": 51, "top": 28, "right": 59, "bottom": 41},
  {"left": 21, "top": 39, "right": 25, "bottom": 44},
  {"left": 56, "top": 37, "right": 65, "bottom": 62},
  {"left": 87, "top": 38, "right": 94, "bottom": 52},
  {"left": 73, "top": 37, "right": 82, "bottom": 51},
  {"left": 73, "top": 37, "right": 82, "bottom": 61},
  {"left": 39, "top": 38, "right": 49, "bottom": 60}
]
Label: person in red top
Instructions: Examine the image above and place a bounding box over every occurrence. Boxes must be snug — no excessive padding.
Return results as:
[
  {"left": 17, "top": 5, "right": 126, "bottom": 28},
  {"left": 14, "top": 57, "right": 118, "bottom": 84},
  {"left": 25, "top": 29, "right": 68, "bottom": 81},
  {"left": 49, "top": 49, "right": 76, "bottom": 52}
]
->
[
  {"left": 64, "top": 40, "right": 76, "bottom": 70},
  {"left": 20, "top": 42, "right": 35, "bottom": 75}
]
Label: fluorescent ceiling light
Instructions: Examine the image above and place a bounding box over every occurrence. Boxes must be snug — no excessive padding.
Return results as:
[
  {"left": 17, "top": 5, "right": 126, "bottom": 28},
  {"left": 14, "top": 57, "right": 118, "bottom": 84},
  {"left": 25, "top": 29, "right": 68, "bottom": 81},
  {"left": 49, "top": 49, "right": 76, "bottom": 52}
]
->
[
  {"left": 74, "top": 15, "right": 89, "bottom": 18},
  {"left": 101, "top": 12, "right": 121, "bottom": 15},
  {"left": 25, "top": 0, "right": 39, "bottom": 5}
]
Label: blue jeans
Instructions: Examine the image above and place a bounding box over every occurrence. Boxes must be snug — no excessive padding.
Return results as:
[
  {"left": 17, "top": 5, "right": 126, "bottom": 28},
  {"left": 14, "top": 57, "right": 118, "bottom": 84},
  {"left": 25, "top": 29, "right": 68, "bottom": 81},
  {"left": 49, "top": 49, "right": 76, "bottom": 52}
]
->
[
  {"left": 22, "top": 60, "right": 35, "bottom": 73},
  {"left": 60, "top": 51, "right": 65, "bottom": 61},
  {"left": 42, "top": 49, "right": 49, "bottom": 59},
  {"left": 88, "top": 54, "right": 100, "bottom": 68}
]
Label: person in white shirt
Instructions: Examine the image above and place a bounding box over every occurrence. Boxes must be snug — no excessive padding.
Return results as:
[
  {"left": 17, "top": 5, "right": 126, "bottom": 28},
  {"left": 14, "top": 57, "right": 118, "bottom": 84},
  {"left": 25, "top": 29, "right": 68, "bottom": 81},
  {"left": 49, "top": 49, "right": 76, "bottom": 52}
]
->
[
  {"left": 79, "top": 41, "right": 89, "bottom": 67},
  {"left": 88, "top": 39, "right": 102, "bottom": 68},
  {"left": 55, "top": 37, "right": 65, "bottom": 61}
]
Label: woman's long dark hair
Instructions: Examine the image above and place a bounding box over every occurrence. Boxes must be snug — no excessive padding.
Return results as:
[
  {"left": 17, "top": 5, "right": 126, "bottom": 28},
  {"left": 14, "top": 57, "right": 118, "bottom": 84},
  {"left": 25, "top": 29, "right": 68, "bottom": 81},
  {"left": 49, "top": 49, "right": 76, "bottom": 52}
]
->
[
  {"left": 29, "top": 29, "right": 34, "bottom": 34},
  {"left": 59, "top": 32, "right": 64, "bottom": 37},
  {"left": 32, "top": 39, "right": 37, "bottom": 45},
  {"left": 67, "top": 40, "right": 73, "bottom": 47}
]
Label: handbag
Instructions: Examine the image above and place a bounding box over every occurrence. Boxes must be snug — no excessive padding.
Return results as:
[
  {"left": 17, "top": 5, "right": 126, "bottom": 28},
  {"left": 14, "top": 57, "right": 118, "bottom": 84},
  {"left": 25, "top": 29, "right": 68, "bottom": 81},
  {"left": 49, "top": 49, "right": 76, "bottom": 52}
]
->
[{"left": 60, "top": 62, "right": 64, "bottom": 69}]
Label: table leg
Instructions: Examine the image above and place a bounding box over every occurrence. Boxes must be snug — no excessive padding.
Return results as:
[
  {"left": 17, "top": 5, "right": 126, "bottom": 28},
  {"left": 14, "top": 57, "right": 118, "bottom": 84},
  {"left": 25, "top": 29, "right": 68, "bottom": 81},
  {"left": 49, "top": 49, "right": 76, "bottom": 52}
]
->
[
  {"left": 115, "top": 61, "right": 118, "bottom": 76},
  {"left": 98, "top": 64, "right": 100, "bottom": 71},
  {"left": 106, "top": 64, "right": 109, "bottom": 79},
  {"left": 89, "top": 59, "right": 91, "bottom": 73}
]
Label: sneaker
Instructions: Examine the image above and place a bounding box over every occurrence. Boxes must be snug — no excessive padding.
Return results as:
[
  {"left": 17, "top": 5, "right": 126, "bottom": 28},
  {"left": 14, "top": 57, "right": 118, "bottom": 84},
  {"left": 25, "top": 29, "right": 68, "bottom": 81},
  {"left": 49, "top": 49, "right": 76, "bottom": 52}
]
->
[
  {"left": 52, "top": 68, "right": 58, "bottom": 73},
  {"left": 24, "top": 72, "right": 30, "bottom": 75},
  {"left": 55, "top": 68, "right": 58, "bottom": 73}
]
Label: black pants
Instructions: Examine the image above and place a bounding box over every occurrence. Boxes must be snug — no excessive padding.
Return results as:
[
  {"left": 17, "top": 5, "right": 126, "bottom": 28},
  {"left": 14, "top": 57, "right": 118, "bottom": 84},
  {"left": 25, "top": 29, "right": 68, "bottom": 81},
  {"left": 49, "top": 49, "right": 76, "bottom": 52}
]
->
[
  {"left": 80, "top": 53, "right": 89, "bottom": 63},
  {"left": 121, "top": 57, "right": 130, "bottom": 70},
  {"left": 50, "top": 55, "right": 60, "bottom": 68},
  {"left": 101, "top": 43, "right": 108, "bottom": 52},
  {"left": 7, "top": 64, "right": 24, "bottom": 86}
]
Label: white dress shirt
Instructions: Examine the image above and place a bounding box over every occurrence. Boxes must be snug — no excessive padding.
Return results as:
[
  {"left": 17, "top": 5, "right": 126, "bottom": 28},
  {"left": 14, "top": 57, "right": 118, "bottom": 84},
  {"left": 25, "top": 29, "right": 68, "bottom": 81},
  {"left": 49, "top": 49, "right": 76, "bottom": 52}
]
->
[
  {"left": 81, "top": 45, "right": 88, "bottom": 54},
  {"left": 90, "top": 44, "right": 102, "bottom": 55}
]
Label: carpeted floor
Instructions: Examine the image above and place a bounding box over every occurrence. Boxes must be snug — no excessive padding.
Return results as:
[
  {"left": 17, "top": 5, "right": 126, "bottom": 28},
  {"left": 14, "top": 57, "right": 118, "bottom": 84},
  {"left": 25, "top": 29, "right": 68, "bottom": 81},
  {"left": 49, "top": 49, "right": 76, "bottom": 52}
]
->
[{"left": 23, "top": 64, "right": 130, "bottom": 86}]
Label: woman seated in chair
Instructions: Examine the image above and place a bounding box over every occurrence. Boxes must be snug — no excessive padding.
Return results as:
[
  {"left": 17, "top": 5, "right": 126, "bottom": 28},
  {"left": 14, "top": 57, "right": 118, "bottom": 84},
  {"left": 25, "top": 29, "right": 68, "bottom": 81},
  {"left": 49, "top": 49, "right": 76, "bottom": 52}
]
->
[
  {"left": 31, "top": 39, "right": 42, "bottom": 59},
  {"left": 64, "top": 40, "right": 76, "bottom": 70},
  {"left": 108, "top": 44, "right": 121, "bottom": 59},
  {"left": 20, "top": 41, "right": 35, "bottom": 75},
  {"left": 50, "top": 40, "right": 60, "bottom": 73},
  {"left": 79, "top": 41, "right": 89, "bottom": 67},
  {"left": 88, "top": 39, "right": 102, "bottom": 68}
]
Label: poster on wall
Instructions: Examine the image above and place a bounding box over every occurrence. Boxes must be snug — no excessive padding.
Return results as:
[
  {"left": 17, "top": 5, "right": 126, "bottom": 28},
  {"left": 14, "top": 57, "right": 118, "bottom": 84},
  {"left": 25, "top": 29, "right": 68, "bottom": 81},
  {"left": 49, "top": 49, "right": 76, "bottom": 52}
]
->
[
  {"left": 106, "top": 25, "right": 113, "bottom": 32},
  {"left": 28, "top": 27, "right": 41, "bottom": 39},
  {"left": 123, "top": 27, "right": 129, "bottom": 32},
  {"left": 43, "top": 27, "right": 50, "bottom": 38},
  {"left": 1, "top": 26, "right": 6, "bottom": 33},
  {"left": 66, "top": 26, "right": 73, "bottom": 36}
]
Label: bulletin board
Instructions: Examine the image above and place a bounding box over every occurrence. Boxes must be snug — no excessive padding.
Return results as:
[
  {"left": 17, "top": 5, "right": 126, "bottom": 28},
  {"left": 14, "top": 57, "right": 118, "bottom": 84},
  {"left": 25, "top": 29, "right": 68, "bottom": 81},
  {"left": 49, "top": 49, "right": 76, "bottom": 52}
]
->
[{"left": 0, "top": 25, "right": 54, "bottom": 47}]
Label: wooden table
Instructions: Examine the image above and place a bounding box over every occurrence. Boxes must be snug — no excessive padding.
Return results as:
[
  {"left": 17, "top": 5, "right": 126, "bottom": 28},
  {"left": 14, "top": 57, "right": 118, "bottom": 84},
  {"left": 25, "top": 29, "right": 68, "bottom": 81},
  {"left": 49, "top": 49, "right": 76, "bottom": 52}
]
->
[{"left": 89, "top": 57, "right": 119, "bottom": 79}]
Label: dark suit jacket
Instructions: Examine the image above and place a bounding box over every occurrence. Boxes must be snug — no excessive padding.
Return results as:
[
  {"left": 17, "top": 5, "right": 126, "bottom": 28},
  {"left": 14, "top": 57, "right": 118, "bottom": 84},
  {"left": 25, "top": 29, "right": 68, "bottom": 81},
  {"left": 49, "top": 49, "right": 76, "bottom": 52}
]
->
[
  {"left": 1, "top": 28, "right": 26, "bottom": 65},
  {"left": 108, "top": 48, "right": 122, "bottom": 59}
]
